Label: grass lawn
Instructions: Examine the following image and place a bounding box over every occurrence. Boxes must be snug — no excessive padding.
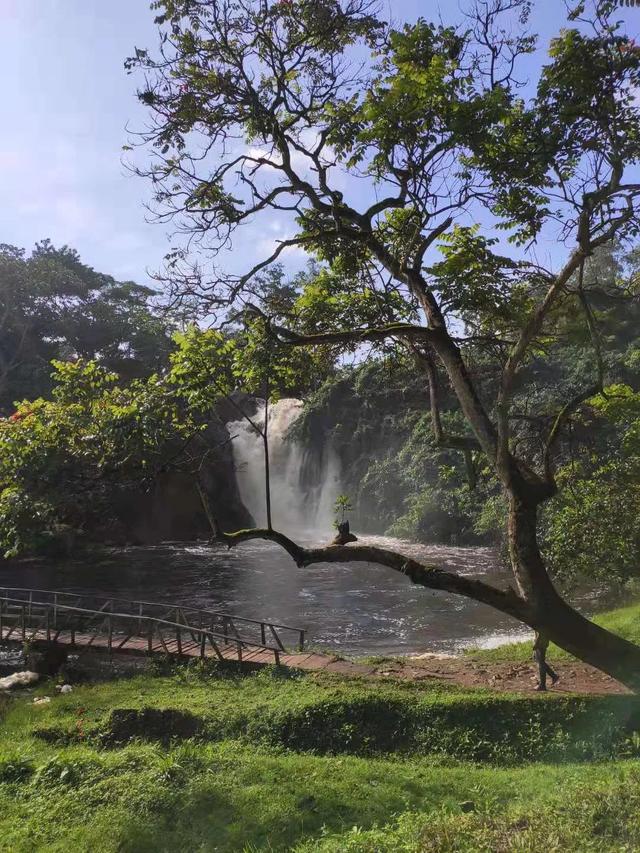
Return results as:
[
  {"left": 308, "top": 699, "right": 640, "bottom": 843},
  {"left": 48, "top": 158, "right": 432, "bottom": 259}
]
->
[
  {"left": 467, "top": 600, "right": 640, "bottom": 663},
  {"left": 1, "top": 643, "right": 640, "bottom": 852}
]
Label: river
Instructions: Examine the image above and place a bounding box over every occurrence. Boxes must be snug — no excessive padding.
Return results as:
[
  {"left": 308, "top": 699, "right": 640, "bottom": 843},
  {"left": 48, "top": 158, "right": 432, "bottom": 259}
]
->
[{"left": 0, "top": 536, "right": 544, "bottom": 656}]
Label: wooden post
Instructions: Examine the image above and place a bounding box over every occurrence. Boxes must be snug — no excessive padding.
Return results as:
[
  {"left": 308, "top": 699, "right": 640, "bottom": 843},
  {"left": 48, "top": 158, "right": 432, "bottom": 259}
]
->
[
  {"left": 46, "top": 608, "right": 51, "bottom": 642},
  {"left": 260, "top": 623, "right": 266, "bottom": 646},
  {"left": 176, "top": 627, "right": 182, "bottom": 656},
  {"left": 21, "top": 606, "right": 25, "bottom": 641},
  {"left": 107, "top": 616, "right": 112, "bottom": 655},
  {"left": 148, "top": 623, "right": 153, "bottom": 653},
  {"left": 200, "top": 630, "right": 206, "bottom": 658},
  {"left": 299, "top": 630, "right": 305, "bottom": 652},
  {"left": 209, "top": 634, "right": 222, "bottom": 660}
]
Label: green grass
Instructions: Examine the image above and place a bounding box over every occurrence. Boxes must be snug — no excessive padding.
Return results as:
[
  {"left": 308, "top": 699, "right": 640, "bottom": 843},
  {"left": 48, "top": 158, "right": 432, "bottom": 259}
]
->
[
  {"left": 1, "top": 658, "right": 640, "bottom": 851},
  {"left": 295, "top": 772, "right": 640, "bottom": 852},
  {"left": 467, "top": 599, "right": 640, "bottom": 662}
]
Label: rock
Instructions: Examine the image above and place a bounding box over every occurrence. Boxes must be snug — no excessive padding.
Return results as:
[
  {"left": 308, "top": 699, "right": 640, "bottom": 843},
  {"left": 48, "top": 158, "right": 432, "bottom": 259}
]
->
[
  {"left": 33, "top": 696, "right": 51, "bottom": 705},
  {"left": 26, "top": 646, "right": 68, "bottom": 675},
  {"left": 459, "top": 800, "right": 476, "bottom": 813},
  {"left": 58, "top": 684, "right": 73, "bottom": 694},
  {"left": 0, "top": 671, "right": 40, "bottom": 690},
  {"left": 109, "top": 415, "right": 254, "bottom": 544}
]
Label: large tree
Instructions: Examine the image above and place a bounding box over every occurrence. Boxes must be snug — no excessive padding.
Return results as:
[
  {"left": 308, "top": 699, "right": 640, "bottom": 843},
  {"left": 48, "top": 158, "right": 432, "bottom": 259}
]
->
[
  {"left": 129, "top": 0, "right": 640, "bottom": 687},
  {"left": 0, "top": 241, "right": 172, "bottom": 412}
]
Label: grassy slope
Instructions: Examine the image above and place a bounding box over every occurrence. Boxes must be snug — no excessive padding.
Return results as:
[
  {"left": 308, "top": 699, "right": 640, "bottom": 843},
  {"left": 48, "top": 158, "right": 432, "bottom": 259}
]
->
[
  {"left": 1, "top": 662, "right": 640, "bottom": 851},
  {"left": 468, "top": 600, "right": 640, "bottom": 663}
]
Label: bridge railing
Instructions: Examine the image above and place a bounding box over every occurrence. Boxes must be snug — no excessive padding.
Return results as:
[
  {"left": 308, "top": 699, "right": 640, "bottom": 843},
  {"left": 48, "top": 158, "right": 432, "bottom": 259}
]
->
[
  {"left": 0, "top": 596, "right": 290, "bottom": 664},
  {"left": 0, "top": 587, "right": 305, "bottom": 652}
]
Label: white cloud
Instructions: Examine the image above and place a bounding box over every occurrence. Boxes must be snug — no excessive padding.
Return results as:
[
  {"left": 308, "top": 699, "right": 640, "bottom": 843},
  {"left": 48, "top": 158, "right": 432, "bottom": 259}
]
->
[{"left": 255, "top": 218, "right": 309, "bottom": 263}]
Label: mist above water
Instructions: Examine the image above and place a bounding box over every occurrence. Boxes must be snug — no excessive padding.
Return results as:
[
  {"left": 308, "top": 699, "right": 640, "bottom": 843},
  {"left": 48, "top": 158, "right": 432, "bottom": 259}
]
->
[{"left": 228, "top": 398, "right": 341, "bottom": 541}]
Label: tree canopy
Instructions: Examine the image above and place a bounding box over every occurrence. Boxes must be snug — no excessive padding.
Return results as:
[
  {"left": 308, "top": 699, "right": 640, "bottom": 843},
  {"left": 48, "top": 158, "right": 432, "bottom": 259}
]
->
[
  {"left": 0, "top": 240, "right": 173, "bottom": 413},
  {"left": 126, "top": 0, "right": 640, "bottom": 687}
]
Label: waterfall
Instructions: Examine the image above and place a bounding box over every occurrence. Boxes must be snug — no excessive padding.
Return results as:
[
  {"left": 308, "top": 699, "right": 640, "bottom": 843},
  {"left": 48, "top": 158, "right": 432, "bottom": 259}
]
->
[{"left": 228, "top": 398, "right": 341, "bottom": 540}]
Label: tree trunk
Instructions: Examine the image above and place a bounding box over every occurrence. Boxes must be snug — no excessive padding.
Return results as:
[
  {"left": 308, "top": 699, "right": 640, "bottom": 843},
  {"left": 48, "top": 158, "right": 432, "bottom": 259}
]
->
[
  {"left": 263, "top": 386, "right": 273, "bottom": 531},
  {"left": 508, "top": 492, "right": 640, "bottom": 691},
  {"left": 507, "top": 494, "right": 558, "bottom": 605},
  {"left": 195, "top": 477, "right": 217, "bottom": 536},
  {"left": 541, "top": 592, "right": 640, "bottom": 690}
]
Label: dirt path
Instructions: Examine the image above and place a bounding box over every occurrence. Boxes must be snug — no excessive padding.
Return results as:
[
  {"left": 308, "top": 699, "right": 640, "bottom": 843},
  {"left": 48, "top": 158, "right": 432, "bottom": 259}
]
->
[
  {"left": 360, "top": 656, "right": 630, "bottom": 695},
  {"left": 282, "top": 652, "right": 630, "bottom": 694}
]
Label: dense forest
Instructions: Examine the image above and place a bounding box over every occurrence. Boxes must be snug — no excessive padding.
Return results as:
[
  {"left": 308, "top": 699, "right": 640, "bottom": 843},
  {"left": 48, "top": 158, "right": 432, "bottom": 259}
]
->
[
  {"left": 0, "top": 240, "right": 173, "bottom": 412},
  {"left": 0, "top": 241, "right": 242, "bottom": 554}
]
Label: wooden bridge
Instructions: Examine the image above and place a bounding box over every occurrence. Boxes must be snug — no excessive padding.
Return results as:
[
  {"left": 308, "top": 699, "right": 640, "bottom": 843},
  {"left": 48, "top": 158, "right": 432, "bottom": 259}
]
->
[{"left": 0, "top": 587, "right": 308, "bottom": 667}]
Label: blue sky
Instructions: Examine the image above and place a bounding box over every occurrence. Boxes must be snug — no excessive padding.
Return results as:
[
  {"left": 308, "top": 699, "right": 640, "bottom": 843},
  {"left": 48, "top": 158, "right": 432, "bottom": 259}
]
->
[
  {"left": 1, "top": 1, "right": 166, "bottom": 283},
  {"left": 1, "top": 1, "right": 638, "bottom": 287}
]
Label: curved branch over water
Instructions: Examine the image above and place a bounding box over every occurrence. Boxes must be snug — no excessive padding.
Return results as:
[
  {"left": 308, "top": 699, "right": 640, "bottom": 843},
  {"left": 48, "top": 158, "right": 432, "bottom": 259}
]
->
[{"left": 212, "top": 523, "right": 531, "bottom": 624}]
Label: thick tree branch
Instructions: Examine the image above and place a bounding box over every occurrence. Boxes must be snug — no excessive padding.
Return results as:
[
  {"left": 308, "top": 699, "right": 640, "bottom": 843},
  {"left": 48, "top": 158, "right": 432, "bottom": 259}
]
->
[
  {"left": 413, "top": 216, "right": 454, "bottom": 270},
  {"left": 498, "top": 249, "right": 585, "bottom": 456},
  {"left": 406, "top": 343, "right": 481, "bottom": 492},
  {"left": 212, "top": 523, "right": 531, "bottom": 623},
  {"left": 497, "top": 170, "right": 639, "bottom": 471},
  {"left": 576, "top": 259, "right": 606, "bottom": 392},
  {"left": 415, "top": 345, "right": 482, "bottom": 454},
  {"left": 272, "top": 322, "right": 435, "bottom": 347}
]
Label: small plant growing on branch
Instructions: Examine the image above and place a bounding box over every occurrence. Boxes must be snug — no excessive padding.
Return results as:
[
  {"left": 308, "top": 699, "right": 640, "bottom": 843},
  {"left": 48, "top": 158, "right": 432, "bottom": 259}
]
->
[{"left": 334, "top": 494, "right": 353, "bottom": 529}]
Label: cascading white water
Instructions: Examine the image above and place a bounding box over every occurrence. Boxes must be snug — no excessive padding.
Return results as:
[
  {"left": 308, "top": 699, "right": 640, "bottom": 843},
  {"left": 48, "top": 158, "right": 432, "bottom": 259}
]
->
[{"left": 228, "top": 398, "right": 341, "bottom": 540}]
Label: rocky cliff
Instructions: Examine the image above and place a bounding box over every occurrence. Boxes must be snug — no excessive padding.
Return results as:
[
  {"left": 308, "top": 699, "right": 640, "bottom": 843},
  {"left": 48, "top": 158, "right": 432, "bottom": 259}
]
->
[{"left": 109, "top": 413, "right": 254, "bottom": 545}]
